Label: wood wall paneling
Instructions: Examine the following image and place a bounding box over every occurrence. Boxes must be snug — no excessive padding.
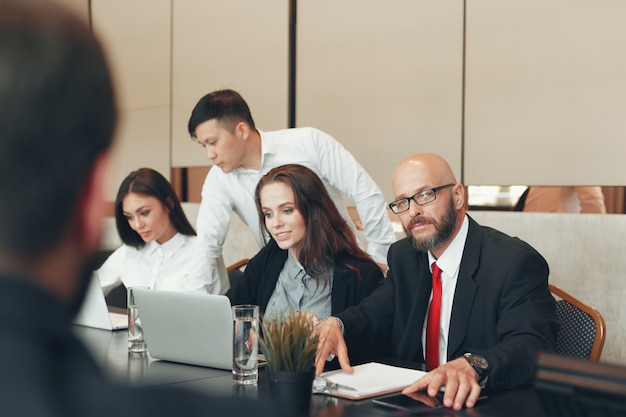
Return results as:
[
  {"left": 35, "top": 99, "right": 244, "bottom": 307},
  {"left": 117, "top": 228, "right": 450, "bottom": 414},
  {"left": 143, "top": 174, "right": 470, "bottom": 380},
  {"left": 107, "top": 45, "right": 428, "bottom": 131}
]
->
[
  {"left": 170, "top": 0, "right": 290, "bottom": 169},
  {"left": 297, "top": 0, "right": 464, "bottom": 203},
  {"left": 107, "top": 107, "right": 172, "bottom": 195},
  {"left": 464, "top": 0, "right": 626, "bottom": 186},
  {"left": 89, "top": 1, "right": 626, "bottom": 202},
  {"left": 91, "top": 0, "right": 172, "bottom": 199}
]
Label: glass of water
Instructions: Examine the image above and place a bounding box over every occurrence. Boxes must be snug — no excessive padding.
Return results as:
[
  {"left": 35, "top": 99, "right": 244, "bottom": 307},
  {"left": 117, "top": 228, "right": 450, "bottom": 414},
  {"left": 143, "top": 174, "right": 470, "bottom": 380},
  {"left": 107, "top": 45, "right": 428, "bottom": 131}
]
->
[
  {"left": 127, "top": 286, "right": 149, "bottom": 353},
  {"left": 232, "top": 304, "right": 260, "bottom": 385}
]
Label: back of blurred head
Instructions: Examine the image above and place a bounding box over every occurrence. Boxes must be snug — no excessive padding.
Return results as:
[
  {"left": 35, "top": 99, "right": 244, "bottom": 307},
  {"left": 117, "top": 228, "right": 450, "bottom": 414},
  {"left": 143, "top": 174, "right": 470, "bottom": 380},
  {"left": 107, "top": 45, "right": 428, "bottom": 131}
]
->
[{"left": 0, "top": 1, "right": 116, "bottom": 308}]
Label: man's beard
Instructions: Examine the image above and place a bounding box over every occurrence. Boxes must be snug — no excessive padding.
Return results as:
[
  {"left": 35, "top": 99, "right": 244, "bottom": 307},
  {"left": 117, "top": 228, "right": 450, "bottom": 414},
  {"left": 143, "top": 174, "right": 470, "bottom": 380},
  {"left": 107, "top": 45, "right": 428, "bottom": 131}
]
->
[
  {"left": 66, "top": 253, "right": 100, "bottom": 317},
  {"left": 406, "top": 199, "right": 458, "bottom": 253}
]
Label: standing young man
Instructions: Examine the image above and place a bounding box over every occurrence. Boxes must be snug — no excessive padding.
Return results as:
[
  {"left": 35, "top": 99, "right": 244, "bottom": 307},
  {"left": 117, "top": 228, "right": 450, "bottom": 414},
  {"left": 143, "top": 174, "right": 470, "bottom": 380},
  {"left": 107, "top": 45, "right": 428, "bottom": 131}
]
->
[{"left": 187, "top": 89, "right": 396, "bottom": 293}]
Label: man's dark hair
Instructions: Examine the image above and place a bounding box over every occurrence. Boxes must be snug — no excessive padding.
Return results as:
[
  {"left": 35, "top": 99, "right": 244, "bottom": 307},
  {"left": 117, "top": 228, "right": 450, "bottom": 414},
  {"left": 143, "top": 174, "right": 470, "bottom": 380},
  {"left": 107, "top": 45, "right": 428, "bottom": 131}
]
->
[
  {"left": 187, "top": 89, "right": 255, "bottom": 137},
  {"left": 115, "top": 168, "right": 196, "bottom": 248},
  {"left": 0, "top": 1, "right": 117, "bottom": 259}
]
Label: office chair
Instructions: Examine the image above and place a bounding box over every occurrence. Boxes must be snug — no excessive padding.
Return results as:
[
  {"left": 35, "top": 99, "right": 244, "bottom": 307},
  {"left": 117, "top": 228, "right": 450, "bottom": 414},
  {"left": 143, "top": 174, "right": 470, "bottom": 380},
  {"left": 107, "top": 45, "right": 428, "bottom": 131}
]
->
[
  {"left": 549, "top": 283, "right": 606, "bottom": 362},
  {"left": 227, "top": 258, "right": 250, "bottom": 288}
]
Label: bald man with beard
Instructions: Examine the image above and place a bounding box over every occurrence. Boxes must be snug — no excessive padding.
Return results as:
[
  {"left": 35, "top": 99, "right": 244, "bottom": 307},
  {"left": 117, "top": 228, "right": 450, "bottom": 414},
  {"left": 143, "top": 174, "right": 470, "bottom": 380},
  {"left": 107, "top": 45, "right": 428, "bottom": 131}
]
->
[{"left": 314, "top": 153, "right": 558, "bottom": 410}]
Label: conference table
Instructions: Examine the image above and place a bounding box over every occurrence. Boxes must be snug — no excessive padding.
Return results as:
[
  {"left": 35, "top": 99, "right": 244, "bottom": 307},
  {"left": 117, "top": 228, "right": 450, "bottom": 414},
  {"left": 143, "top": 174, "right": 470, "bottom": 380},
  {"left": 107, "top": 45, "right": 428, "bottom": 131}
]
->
[{"left": 74, "top": 325, "right": 549, "bottom": 417}]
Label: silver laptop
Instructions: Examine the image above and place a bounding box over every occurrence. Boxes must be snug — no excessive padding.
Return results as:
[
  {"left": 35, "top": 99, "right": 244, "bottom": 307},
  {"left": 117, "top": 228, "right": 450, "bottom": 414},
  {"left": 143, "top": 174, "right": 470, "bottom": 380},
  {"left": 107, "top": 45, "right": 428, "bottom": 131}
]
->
[
  {"left": 74, "top": 274, "right": 128, "bottom": 331},
  {"left": 131, "top": 288, "right": 233, "bottom": 370}
]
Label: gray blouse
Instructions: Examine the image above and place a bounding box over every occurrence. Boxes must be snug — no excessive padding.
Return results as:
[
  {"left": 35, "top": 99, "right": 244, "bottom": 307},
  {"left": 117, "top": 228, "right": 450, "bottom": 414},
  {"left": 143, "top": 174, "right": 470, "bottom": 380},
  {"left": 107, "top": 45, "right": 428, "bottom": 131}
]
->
[{"left": 264, "top": 252, "right": 333, "bottom": 321}]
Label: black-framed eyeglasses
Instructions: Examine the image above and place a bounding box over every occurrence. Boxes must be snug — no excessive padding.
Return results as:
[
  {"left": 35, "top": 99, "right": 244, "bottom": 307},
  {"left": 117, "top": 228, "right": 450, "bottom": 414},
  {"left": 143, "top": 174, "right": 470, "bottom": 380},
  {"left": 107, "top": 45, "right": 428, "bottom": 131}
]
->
[{"left": 388, "top": 183, "right": 455, "bottom": 214}]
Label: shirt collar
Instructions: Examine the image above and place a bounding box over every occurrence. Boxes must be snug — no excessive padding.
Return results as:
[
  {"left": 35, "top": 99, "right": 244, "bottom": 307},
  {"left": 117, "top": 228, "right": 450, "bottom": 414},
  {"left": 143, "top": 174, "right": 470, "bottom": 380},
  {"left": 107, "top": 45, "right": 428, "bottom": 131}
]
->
[
  {"left": 145, "top": 232, "right": 186, "bottom": 256},
  {"left": 428, "top": 214, "right": 469, "bottom": 278},
  {"left": 231, "top": 129, "right": 272, "bottom": 176},
  {"left": 258, "top": 129, "right": 276, "bottom": 169}
]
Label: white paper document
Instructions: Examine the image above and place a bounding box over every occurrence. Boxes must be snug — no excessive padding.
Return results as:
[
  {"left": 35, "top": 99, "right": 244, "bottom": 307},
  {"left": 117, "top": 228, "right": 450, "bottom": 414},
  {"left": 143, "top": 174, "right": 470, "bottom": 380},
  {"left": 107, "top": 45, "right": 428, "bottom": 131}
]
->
[{"left": 319, "top": 362, "right": 428, "bottom": 400}]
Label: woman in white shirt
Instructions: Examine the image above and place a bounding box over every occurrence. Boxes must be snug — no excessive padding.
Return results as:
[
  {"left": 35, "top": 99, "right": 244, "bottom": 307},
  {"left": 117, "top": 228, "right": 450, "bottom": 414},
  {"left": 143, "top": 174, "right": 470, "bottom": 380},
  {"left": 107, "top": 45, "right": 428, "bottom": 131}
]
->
[{"left": 97, "top": 168, "right": 198, "bottom": 294}]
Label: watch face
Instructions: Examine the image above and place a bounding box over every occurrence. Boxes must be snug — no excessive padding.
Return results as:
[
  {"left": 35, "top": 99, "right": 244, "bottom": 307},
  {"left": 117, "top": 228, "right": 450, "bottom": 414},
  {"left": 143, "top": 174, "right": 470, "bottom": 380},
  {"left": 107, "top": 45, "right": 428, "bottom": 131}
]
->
[{"left": 467, "top": 354, "right": 489, "bottom": 370}]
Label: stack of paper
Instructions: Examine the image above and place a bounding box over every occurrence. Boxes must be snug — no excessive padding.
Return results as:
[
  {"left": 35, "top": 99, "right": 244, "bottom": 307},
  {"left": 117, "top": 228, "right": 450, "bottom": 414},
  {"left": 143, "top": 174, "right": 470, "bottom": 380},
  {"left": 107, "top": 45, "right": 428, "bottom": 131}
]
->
[{"left": 318, "top": 362, "right": 428, "bottom": 400}]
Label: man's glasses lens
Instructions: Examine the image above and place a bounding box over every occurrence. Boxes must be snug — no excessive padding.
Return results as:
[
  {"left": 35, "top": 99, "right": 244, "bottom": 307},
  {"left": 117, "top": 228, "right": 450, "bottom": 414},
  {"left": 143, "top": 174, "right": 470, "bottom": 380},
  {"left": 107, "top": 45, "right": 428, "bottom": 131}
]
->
[{"left": 388, "top": 184, "right": 454, "bottom": 214}]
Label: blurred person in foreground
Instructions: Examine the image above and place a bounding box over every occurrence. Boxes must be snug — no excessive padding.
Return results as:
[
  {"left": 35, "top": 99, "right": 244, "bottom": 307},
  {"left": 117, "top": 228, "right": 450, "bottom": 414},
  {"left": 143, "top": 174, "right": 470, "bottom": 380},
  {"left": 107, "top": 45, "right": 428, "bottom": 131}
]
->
[
  {"left": 314, "top": 153, "right": 558, "bottom": 410},
  {"left": 0, "top": 2, "right": 273, "bottom": 416}
]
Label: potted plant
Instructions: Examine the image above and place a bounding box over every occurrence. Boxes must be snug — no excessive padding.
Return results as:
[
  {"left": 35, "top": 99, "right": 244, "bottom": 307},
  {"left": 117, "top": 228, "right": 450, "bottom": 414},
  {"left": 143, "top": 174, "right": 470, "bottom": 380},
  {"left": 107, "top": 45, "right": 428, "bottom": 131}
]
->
[{"left": 260, "top": 311, "right": 318, "bottom": 416}]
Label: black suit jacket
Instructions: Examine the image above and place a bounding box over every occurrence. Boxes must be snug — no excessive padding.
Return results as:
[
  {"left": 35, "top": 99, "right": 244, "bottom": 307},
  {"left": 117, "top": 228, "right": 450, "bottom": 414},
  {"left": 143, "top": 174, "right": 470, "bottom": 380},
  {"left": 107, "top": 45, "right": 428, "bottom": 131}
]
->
[
  {"left": 337, "top": 215, "right": 558, "bottom": 389},
  {"left": 0, "top": 274, "right": 275, "bottom": 417},
  {"left": 226, "top": 239, "right": 384, "bottom": 316}
]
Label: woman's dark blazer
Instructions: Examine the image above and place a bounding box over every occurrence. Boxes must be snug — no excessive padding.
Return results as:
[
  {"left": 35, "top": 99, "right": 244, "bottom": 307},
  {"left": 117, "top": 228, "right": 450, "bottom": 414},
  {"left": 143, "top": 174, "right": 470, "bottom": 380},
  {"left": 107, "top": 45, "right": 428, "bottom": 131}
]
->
[{"left": 226, "top": 239, "right": 384, "bottom": 317}]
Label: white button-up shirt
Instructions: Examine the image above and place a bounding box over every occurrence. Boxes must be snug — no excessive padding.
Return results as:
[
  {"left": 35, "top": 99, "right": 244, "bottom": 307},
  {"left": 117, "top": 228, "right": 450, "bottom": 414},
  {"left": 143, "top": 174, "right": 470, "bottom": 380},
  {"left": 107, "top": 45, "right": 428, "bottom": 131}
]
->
[
  {"left": 424, "top": 215, "right": 469, "bottom": 365},
  {"left": 96, "top": 233, "right": 198, "bottom": 295}
]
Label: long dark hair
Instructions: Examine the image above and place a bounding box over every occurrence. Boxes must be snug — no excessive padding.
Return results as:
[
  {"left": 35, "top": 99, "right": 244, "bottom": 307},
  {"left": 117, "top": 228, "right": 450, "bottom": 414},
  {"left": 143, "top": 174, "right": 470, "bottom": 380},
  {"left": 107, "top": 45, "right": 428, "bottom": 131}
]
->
[
  {"left": 115, "top": 168, "right": 196, "bottom": 248},
  {"left": 254, "top": 164, "right": 374, "bottom": 283}
]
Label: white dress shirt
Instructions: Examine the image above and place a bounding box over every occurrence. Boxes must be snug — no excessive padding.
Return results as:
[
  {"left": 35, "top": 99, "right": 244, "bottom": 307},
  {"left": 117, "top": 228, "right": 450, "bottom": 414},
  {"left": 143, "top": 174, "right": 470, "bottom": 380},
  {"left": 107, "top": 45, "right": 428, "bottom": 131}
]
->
[
  {"left": 190, "top": 126, "right": 396, "bottom": 294},
  {"left": 423, "top": 215, "right": 469, "bottom": 366},
  {"left": 96, "top": 233, "right": 201, "bottom": 295}
]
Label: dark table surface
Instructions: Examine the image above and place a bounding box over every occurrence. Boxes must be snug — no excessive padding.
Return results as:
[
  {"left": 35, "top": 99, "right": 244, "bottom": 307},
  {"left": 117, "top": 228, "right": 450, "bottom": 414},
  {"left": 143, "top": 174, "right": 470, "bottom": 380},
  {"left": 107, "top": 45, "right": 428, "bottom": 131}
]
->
[{"left": 74, "top": 325, "right": 549, "bottom": 417}]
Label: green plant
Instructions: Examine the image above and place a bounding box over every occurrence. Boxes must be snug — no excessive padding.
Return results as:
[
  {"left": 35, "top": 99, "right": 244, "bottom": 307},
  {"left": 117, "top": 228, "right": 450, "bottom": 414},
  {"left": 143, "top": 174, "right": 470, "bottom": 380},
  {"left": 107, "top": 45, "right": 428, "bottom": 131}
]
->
[{"left": 260, "top": 311, "right": 318, "bottom": 373}]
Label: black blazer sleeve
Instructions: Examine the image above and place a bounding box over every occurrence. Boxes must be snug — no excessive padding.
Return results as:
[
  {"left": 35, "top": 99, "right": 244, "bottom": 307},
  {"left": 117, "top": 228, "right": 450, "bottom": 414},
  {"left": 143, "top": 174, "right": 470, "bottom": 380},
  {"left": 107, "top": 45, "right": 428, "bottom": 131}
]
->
[
  {"left": 336, "top": 216, "right": 558, "bottom": 389},
  {"left": 330, "top": 260, "right": 384, "bottom": 315},
  {"left": 225, "top": 240, "right": 286, "bottom": 314}
]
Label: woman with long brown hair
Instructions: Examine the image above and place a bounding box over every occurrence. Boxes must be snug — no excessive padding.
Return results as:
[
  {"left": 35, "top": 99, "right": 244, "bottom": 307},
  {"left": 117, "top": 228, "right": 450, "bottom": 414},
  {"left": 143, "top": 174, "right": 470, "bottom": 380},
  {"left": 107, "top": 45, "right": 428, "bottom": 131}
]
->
[{"left": 226, "top": 164, "right": 383, "bottom": 321}]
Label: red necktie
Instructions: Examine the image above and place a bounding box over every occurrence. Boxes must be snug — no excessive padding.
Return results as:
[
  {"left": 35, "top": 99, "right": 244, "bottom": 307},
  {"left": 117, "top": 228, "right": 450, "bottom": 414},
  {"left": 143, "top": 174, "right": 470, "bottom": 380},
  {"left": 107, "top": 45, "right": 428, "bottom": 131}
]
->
[{"left": 425, "top": 262, "right": 442, "bottom": 368}]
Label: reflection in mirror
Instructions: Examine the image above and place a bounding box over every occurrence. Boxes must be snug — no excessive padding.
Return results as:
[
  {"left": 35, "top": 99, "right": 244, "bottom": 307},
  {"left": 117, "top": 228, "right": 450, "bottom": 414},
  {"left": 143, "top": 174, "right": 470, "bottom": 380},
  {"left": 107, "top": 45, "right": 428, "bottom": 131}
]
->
[
  {"left": 522, "top": 187, "right": 606, "bottom": 214},
  {"left": 468, "top": 186, "right": 626, "bottom": 214},
  {"left": 172, "top": 168, "right": 626, "bottom": 215},
  {"left": 467, "top": 186, "right": 527, "bottom": 211}
]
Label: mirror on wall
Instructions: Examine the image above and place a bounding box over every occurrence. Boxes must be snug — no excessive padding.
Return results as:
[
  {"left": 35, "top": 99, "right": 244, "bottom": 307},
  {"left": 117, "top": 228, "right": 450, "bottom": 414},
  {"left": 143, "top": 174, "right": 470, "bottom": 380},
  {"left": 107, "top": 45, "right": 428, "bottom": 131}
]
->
[
  {"left": 467, "top": 186, "right": 625, "bottom": 214},
  {"left": 171, "top": 167, "right": 626, "bottom": 215},
  {"left": 467, "top": 186, "right": 527, "bottom": 211}
]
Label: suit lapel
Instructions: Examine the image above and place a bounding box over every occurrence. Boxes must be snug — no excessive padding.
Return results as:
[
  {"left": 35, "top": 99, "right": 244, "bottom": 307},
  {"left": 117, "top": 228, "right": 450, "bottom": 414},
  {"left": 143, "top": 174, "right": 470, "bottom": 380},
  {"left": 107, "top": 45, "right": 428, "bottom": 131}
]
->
[
  {"left": 330, "top": 267, "right": 349, "bottom": 315},
  {"left": 258, "top": 246, "right": 287, "bottom": 308},
  {"left": 397, "top": 250, "right": 432, "bottom": 361},
  {"left": 447, "top": 217, "right": 482, "bottom": 358}
]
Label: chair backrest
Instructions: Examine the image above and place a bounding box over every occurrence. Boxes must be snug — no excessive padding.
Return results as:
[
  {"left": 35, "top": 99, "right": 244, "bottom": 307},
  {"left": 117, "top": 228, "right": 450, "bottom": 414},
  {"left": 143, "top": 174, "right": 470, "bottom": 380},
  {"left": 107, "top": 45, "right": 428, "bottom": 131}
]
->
[
  {"left": 549, "top": 283, "right": 606, "bottom": 362},
  {"left": 227, "top": 258, "right": 249, "bottom": 288}
]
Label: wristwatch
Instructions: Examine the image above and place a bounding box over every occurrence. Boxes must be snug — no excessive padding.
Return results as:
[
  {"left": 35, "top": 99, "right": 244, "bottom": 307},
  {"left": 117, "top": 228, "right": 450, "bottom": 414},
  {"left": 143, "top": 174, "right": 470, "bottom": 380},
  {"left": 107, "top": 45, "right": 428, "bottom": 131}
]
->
[{"left": 464, "top": 353, "right": 489, "bottom": 384}]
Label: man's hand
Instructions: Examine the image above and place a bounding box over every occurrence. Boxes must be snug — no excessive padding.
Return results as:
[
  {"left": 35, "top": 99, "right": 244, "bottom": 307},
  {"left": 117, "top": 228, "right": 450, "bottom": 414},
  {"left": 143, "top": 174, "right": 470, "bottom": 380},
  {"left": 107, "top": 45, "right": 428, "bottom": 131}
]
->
[
  {"left": 401, "top": 357, "right": 482, "bottom": 410},
  {"left": 314, "top": 318, "right": 352, "bottom": 376}
]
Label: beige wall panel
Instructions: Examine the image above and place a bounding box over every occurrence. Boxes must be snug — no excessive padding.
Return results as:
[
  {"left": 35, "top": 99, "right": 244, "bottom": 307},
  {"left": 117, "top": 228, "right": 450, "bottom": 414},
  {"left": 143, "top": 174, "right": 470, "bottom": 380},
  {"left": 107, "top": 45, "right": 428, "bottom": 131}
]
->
[
  {"left": 465, "top": 0, "right": 626, "bottom": 186},
  {"left": 91, "top": 0, "right": 172, "bottom": 202},
  {"left": 297, "top": 0, "right": 464, "bottom": 202},
  {"left": 171, "top": 0, "right": 289, "bottom": 167},
  {"left": 106, "top": 107, "right": 171, "bottom": 200},
  {"left": 91, "top": 0, "right": 171, "bottom": 110}
]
